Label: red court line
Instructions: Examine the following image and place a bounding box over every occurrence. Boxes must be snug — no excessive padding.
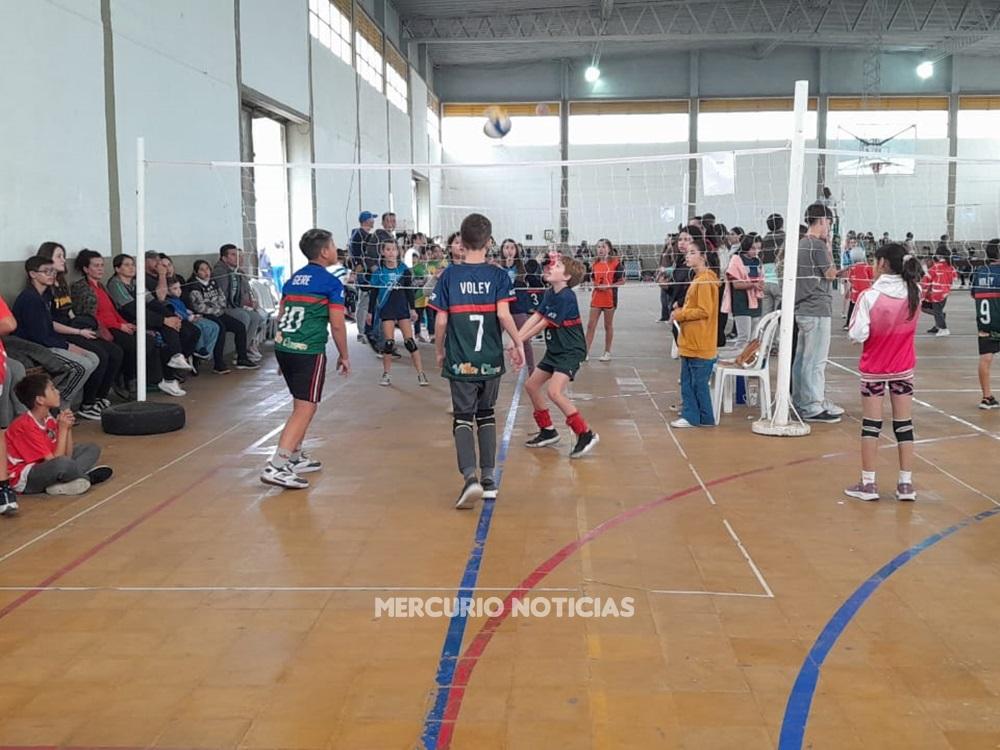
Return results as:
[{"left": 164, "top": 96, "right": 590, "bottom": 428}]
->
[
  {"left": 434, "top": 464, "right": 777, "bottom": 748},
  {"left": 0, "top": 467, "right": 219, "bottom": 622}
]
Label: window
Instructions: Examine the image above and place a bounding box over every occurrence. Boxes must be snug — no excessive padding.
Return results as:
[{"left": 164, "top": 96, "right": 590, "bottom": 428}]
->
[
  {"left": 568, "top": 101, "right": 688, "bottom": 145},
  {"left": 427, "top": 92, "right": 441, "bottom": 142},
  {"left": 354, "top": 7, "right": 383, "bottom": 93},
  {"left": 309, "top": 0, "right": 351, "bottom": 66},
  {"left": 385, "top": 43, "right": 408, "bottom": 113}
]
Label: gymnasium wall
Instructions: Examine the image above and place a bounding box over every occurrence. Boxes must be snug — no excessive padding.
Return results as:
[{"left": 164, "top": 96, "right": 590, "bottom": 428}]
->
[{"left": 0, "top": 0, "right": 439, "bottom": 302}]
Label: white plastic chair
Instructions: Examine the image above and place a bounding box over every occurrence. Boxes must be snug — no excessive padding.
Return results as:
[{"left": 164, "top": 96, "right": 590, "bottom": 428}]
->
[{"left": 712, "top": 310, "right": 781, "bottom": 424}]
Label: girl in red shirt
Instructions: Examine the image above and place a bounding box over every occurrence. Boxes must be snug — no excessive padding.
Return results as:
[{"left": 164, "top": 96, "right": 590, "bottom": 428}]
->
[
  {"left": 585, "top": 239, "right": 625, "bottom": 362},
  {"left": 844, "top": 253, "right": 875, "bottom": 329}
]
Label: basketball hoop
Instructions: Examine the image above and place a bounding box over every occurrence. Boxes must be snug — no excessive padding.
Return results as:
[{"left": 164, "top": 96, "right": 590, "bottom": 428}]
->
[{"left": 869, "top": 161, "right": 886, "bottom": 186}]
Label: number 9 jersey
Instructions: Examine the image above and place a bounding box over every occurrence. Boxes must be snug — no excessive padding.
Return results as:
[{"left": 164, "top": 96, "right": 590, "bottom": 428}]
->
[
  {"left": 275, "top": 262, "right": 346, "bottom": 355},
  {"left": 972, "top": 261, "right": 1000, "bottom": 340},
  {"left": 428, "top": 263, "right": 514, "bottom": 380}
]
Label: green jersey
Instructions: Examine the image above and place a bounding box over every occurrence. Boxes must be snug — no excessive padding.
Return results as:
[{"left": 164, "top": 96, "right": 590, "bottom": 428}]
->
[
  {"left": 428, "top": 263, "right": 514, "bottom": 380},
  {"left": 275, "top": 262, "right": 345, "bottom": 355}
]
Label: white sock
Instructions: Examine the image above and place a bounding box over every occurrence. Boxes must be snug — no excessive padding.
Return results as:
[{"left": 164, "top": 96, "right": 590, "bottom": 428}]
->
[
  {"left": 271, "top": 448, "right": 292, "bottom": 468},
  {"left": 899, "top": 471, "right": 912, "bottom": 485},
  {"left": 290, "top": 447, "right": 303, "bottom": 462},
  {"left": 862, "top": 471, "right": 876, "bottom": 485}
]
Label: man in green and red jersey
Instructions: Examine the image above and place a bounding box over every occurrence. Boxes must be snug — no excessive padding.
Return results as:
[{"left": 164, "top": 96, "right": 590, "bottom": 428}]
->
[
  {"left": 429, "top": 213, "right": 524, "bottom": 509},
  {"left": 261, "top": 229, "right": 351, "bottom": 490}
]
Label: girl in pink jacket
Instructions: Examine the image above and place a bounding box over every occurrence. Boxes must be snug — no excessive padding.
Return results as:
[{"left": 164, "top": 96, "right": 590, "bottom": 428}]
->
[{"left": 845, "top": 243, "right": 922, "bottom": 503}]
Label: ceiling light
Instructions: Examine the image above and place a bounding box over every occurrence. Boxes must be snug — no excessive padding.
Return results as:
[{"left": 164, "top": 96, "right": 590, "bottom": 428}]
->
[
  {"left": 584, "top": 65, "right": 601, "bottom": 83},
  {"left": 916, "top": 61, "right": 934, "bottom": 79}
]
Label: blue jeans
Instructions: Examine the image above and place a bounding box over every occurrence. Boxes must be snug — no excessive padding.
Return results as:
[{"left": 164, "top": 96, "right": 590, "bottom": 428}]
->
[
  {"left": 792, "top": 314, "right": 832, "bottom": 417},
  {"left": 194, "top": 318, "right": 221, "bottom": 357},
  {"left": 681, "top": 356, "right": 716, "bottom": 426}
]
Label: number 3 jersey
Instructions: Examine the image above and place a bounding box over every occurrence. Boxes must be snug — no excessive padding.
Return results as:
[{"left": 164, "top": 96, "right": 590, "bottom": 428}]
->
[
  {"left": 429, "top": 263, "right": 514, "bottom": 380},
  {"left": 972, "top": 262, "right": 1000, "bottom": 339},
  {"left": 275, "top": 262, "right": 346, "bottom": 355}
]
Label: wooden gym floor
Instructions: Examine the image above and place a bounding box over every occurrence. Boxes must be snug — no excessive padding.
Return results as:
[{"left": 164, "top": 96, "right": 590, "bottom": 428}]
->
[{"left": 0, "top": 287, "right": 997, "bottom": 750}]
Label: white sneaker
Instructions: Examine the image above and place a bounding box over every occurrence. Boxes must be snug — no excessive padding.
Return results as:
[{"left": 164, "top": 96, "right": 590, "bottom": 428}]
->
[
  {"left": 823, "top": 401, "right": 845, "bottom": 416},
  {"left": 380, "top": 373, "right": 391, "bottom": 387},
  {"left": 167, "top": 354, "right": 193, "bottom": 371},
  {"left": 418, "top": 332, "right": 431, "bottom": 343},
  {"left": 598, "top": 352, "right": 612, "bottom": 362},
  {"left": 247, "top": 349, "right": 263, "bottom": 362},
  {"left": 287, "top": 453, "right": 322, "bottom": 474},
  {"left": 46, "top": 477, "right": 91, "bottom": 496},
  {"left": 260, "top": 462, "right": 309, "bottom": 489},
  {"left": 936, "top": 329, "right": 950, "bottom": 337},
  {"left": 670, "top": 418, "right": 694, "bottom": 428},
  {"left": 157, "top": 379, "right": 186, "bottom": 397}
]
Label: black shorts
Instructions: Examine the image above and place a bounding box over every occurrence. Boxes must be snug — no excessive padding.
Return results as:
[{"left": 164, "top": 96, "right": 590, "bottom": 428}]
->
[
  {"left": 979, "top": 336, "right": 1000, "bottom": 356},
  {"left": 276, "top": 351, "right": 326, "bottom": 403},
  {"left": 449, "top": 378, "right": 500, "bottom": 415},
  {"left": 537, "top": 356, "right": 581, "bottom": 381}
]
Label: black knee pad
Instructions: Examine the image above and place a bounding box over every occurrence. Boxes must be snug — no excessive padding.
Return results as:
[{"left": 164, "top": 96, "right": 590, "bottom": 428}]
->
[
  {"left": 861, "top": 418, "right": 883, "bottom": 439},
  {"left": 893, "top": 419, "right": 914, "bottom": 443},
  {"left": 380, "top": 339, "right": 395, "bottom": 355},
  {"left": 404, "top": 337, "right": 418, "bottom": 353},
  {"left": 453, "top": 414, "right": 475, "bottom": 434},
  {"left": 475, "top": 409, "right": 496, "bottom": 428}
]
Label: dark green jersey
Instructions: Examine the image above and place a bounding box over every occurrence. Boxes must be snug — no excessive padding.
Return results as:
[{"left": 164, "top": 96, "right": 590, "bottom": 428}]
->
[
  {"left": 538, "top": 287, "right": 587, "bottom": 367},
  {"left": 428, "top": 264, "right": 514, "bottom": 380},
  {"left": 275, "top": 263, "right": 345, "bottom": 355},
  {"left": 972, "top": 263, "right": 1000, "bottom": 338}
]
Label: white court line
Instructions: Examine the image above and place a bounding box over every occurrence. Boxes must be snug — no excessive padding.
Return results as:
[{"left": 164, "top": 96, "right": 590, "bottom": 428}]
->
[
  {"left": 648, "top": 589, "right": 773, "bottom": 598},
  {"left": 632, "top": 367, "right": 774, "bottom": 599},
  {"left": 827, "top": 360, "right": 1000, "bottom": 443},
  {"left": 0, "top": 585, "right": 579, "bottom": 593},
  {"left": 0, "top": 371, "right": 350, "bottom": 567}
]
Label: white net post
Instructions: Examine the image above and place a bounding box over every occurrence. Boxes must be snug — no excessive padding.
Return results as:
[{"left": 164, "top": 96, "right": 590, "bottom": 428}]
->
[
  {"left": 136, "top": 137, "right": 148, "bottom": 402},
  {"left": 753, "top": 81, "right": 811, "bottom": 437}
]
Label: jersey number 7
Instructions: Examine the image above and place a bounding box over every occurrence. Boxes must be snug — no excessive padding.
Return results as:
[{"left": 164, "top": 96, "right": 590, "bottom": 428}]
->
[{"left": 470, "top": 314, "right": 484, "bottom": 352}]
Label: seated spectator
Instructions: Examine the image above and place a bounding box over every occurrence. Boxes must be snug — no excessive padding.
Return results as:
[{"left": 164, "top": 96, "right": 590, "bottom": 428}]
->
[
  {"left": 213, "top": 244, "right": 264, "bottom": 362},
  {"left": 38, "top": 242, "right": 124, "bottom": 411},
  {"left": 7, "top": 373, "right": 113, "bottom": 496},
  {"left": 12, "top": 257, "right": 101, "bottom": 417},
  {"left": 147, "top": 253, "right": 200, "bottom": 370},
  {"left": 167, "top": 277, "right": 224, "bottom": 374},
  {"left": 0, "top": 295, "right": 19, "bottom": 515},
  {"left": 104, "top": 253, "right": 186, "bottom": 397},
  {"left": 186, "top": 260, "right": 257, "bottom": 371},
  {"left": 2, "top": 335, "right": 86, "bottom": 416}
]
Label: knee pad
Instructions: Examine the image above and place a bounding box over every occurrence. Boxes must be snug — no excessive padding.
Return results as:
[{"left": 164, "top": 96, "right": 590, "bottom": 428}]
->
[
  {"left": 861, "top": 418, "right": 883, "bottom": 439},
  {"left": 404, "top": 337, "right": 418, "bottom": 353},
  {"left": 380, "top": 339, "right": 395, "bottom": 355},
  {"left": 475, "top": 409, "right": 496, "bottom": 428},
  {"left": 893, "top": 419, "right": 914, "bottom": 443},
  {"left": 453, "top": 414, "right": 475, "bottom": 434}
]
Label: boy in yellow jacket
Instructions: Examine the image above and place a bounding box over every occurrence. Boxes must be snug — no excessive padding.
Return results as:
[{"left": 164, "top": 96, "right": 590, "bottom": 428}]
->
[{"left": 670, "top": 237, "right": 719, "bottom": 427}]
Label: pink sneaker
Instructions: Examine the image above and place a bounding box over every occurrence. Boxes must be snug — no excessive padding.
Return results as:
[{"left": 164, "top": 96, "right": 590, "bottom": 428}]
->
[
  {"left": 895, "top": 483, "right": 916, "bottom": 502},
  {"left": 844, "top": 482, "right": 880, "bottom": 502}
]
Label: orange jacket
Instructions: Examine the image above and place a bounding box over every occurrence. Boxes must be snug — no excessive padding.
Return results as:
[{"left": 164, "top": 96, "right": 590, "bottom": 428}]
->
[{"left": 674, "top": 269, "right": 719, "bottom": 359}]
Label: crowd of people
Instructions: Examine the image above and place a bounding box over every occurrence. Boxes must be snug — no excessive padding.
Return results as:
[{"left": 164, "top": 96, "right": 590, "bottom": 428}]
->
[
  {"left": 0, "top": 241, "right": 272, "bottom": 511},
  {"left": 3, "top": 207, "right": 998, "bottom": 513}
]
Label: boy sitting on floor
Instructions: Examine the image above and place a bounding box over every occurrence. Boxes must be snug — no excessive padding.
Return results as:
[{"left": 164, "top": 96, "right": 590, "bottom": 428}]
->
[{"left": 6, "top": 373, "right": 113, "bottom": 496}]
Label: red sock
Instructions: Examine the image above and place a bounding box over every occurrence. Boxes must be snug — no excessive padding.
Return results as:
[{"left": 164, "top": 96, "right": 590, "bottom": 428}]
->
[
  {"left": 566, "top": 411, "right": 588, "bottom": 435},
  {"left": 533, "top": 409, "right": 553, "bottom": 430}
]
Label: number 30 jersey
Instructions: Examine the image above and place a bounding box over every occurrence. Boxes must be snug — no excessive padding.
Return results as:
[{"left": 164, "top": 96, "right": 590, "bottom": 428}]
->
[
  {"left": 275, "top": 262, "right": 345, "bottom": 355},
  {"left": 972, "top": 262, "right": 1000, "bottom": 339},
  {"left": 429, "top": 263, "right": 514, "bottom": 380}
]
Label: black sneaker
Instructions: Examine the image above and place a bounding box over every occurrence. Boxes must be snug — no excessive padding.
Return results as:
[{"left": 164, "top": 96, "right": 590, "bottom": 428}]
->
[
  {"left": 525, "top": 428, "right": 560, "bottom": 448},
  {"left": 482, "top": 477, "right": 497, "bottom": 500},
  {"left": 569, "top": 431, "right": 600, "bottom": 459},
  {"left": 804, "top": 410, "right": 842, "bottom": 424},
  {"left": 455, "top": 476, "right": 483, "bottom": 510},
  {"left": 86, "top": 466, "right": 114, "bottom": 485},
  {"left": 235, "top": 359, "right": 259, "bottom": 369},
  {"left": 979, "top": 396, "right": 1000, "bottom": 410},
  {"left": 926, "top": 327, "right": 939, "bottom": 334},
  {"left": 0, "top": 484, "right": 19, "bottom": 516}
]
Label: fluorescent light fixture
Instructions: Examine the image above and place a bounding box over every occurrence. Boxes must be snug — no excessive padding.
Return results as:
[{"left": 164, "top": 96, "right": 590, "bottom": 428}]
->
[
  {"left": 916, "top": 61, "right": 934, "bottom": 79},
  {"left": 584, "top": 65, "right": 601, "bottom": 83}
]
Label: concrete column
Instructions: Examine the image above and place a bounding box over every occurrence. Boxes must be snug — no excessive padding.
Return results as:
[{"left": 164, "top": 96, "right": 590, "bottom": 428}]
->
[
  {"left": 816, "top": 48, "right": 829, "bottom": 197},
  {"left": 946, "top": 58, "right": 959, "bottom": 238},
  {"left": 688, "top": 50, "right": 699, "bottom": 218},
  {"left": 560, "top": 59, "right": 570, "bottom": 244}
]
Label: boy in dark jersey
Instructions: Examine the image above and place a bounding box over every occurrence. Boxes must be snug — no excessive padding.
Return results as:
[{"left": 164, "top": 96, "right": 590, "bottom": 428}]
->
[
  {"left": 261, "top": 229, "right": 351, "bottom": 490},
  {"left": 971, "top": 238, "right": 1000, "bottom": 410},
  {"left": 430, "top": 214, "right": 524, "bottom": 510},
  {"left": 516, "top": 254, "right": 599, "bottom": 459}
]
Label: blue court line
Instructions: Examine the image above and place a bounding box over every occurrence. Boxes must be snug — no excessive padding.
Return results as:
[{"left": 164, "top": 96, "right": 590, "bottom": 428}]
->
[
  {"left": 420, "top": 367, "right": 527, "bottom": 750},
  {"left": 779, "top": 504, "right": 1000, "bottom": 749}
]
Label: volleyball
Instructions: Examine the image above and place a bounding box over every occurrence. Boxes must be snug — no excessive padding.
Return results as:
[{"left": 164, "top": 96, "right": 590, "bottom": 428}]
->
[{"left": 483, "top": 106, "right": 512, "bottom": 139}]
